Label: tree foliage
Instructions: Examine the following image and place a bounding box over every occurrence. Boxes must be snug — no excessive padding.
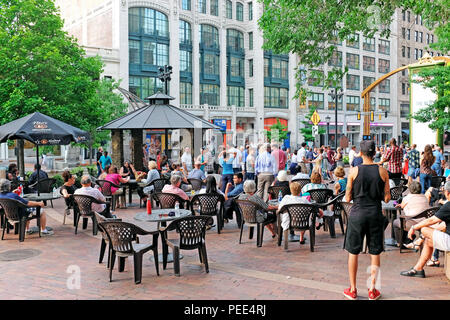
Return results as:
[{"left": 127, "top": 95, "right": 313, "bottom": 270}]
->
[
  {"left": 411, "top": 64, "right": 450, "bottom": 134},
  {"left": 300, "top": 107, "right": 326, "bottom": 142},
  {"left": 259, "top": 0, "right": 449, "bottom": 101},
  {"left": 0, "top": 0, "right": 127, "bottom": 147},
  {"left": 265, "top": 118, "right": 288, "bottom": 142}
]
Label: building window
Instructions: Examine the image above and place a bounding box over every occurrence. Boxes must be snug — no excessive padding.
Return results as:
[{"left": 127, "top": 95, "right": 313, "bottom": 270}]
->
[
  {"left": 272, "top": 58, "right": 288, "bottom": 79},
  {"left": 378, "top": 39, "right": 390, "bottom": 55},
  {"left": 198, "top": 0, "right": 206, "bottom": 13},
  {"left": 346, "top": 95, "right": 360, "bottom": 111},
  {"left": 378, "top": 59, "right": 389, "bottom": 73},
  {"left": 407, "top": 29, "right": 410, "bottom": 40},
  {"left": 202, "top": 53, "right": 220, "bottom": 75},
  {"left": 264, "top": 87, "right": 288, "bottom": 108},
  {"left": 129, "top": 40, "right": 140, "bottom": 64},
  {"left": 414, "top": 48, "right": 418, "bottom": 60},
  {"left": 378, "top": 98, "right": 390, "bottom": 112},
  {"left": 249, "top": 59, "right": 253, "bottom": 77},
  {"left": 363, "top": 56, "right": 375, "bottom": 72},
  {"left": 129, "top": 8, "right": 169, "bottom": 37},
  {"left": 182, "top": 0, "right": 191, "bottom": 10},
  {"left": 129, "top": 76, "right": 164, "bottom": 99},
  {"left": 330, "top": 30, "right": 342, "bottom": 45},
  {"left": 379, "top": 79, "right": 390, "bottom": 93},
  {"left": 227, "top": 29, "right": 244, "bottom": 51},
  {"left": 226, "top": 0, "right": 232, "bottom": 19},
  {"left": 199, "top": 24, "right": 219, "bottom": 49},
  {"left": 346, "top": 74, "right": 360, "bottom": 91},
  {"left": 401, "top": 103, "right": 410, "bottom": 118},
  {"left": 264, "top": 58, "right": 269, "bottom": 77},
  {"left": 249, "top": 88, "right": 254, "bottom": 107},
  {"left": 308, "top": 70, "right": 324, "bottom": 87},
  {"left": 402, "top": 10, "right": 405, "bottom": 21},
  {"left": 328, "top": 50, "right": 342, "bottom": 67},
  {"left": 419, "top": 32, "right": 423, "bottom": 43},
  {"left": 431, "top": 35, "right": 434, "bottom": 43},
  {"left": 401, "top": 46, "right": 405, "bottom": 57},
  {"left": 363, "top": 76, "right": 375, "bottom": 90},
  {"left": 407, "top": 47, "right": 410, "bottom": 58},
  {"left": 227, "top": 86, "right": 244, "bottom": 106},
  {"left": 363, "top": 37, "right": 375, "bottom": 51},
  {"left": 426, "top": 33, "right": 430, "bottom": 44},
  {"left": 402, "top": 28, "right": 405, "bottom": 39},
  {"left": 407, "top": 11, "right": 410, "bottom": 22},
  {"left": 200, "top": 84, "right": 220, "bottom": 105},
  {"left": 210, "top": 0, "right": 219, "bottom": 16},
  {"left": 180, "top": 82, "right": 192, "bottom": 104},
  {"left": 248, "top": 32, "right": 253, "bottom": 50},
  {"left": 179, "top": 20, "right": 192, "bottom": 45},
  {"left": 328, "top": 94, "right": 343, "bottom": 110},
  {"left": 415, "top": 30, "right": 418, "bottom": 42},
  {"left": 308, "top": 92, "right": 324, "bottom": 110},
  {"left": 402, "top": 83, "right": 406, "bottom": 95},
  {"left": 248, "top": 2, "right": 253, "bottom": 20},
  {"left": 419, "top": 49, "right": 423, "bottom": 58},
  {"left": 229, "top": 56, "right": 244, "bottom": 77},
  {"left": 236, "top": 2, "right": 244, "bottom": 21},
  {"left": 180, "top": 50, "right": 192, "bottom": 73},
  {"left": 346, "top": 33, "right": 359, "bottom": 49},
  {"left": 370, "top": 97, "right": 376, "bottom": 111},
  {"left": 346, "top": 53, "right": 359, "bottom": 70}
]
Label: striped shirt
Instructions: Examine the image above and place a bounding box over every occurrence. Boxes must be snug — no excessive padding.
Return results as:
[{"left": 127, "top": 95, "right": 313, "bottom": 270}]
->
[{"left": 255, "top": 151, "right": 278, "bottom": 176}]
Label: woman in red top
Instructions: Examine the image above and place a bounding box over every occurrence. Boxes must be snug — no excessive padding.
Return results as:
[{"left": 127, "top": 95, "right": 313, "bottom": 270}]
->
[{"left": 106, "top": 165, "right": 129, "bottom": 209}]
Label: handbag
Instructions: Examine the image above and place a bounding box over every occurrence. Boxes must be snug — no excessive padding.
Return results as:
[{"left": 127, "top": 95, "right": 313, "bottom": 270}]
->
[{"left": 255, "top": 209, "right": 267, "bottom": 223}]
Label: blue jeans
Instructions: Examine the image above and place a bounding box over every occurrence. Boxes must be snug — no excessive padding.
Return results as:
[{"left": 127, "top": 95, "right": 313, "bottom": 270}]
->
[
  {"left": 221, "top": 174, "right": 234, "bottom": 193},
  {"left": 245, "top": 172, "right": 255, "bottom": 181},
  {"left": 419, "top": 173, "right": 432, "bottom": 194},
  {"left": 431, "top": 164, "right": 441, "bottom": 176},
  {"left": 97, "top": 164, "right": 102, "bottom": 177}
]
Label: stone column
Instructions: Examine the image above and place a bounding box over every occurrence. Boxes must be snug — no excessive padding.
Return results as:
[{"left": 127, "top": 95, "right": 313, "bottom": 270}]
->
[
  {"left": 111, "top": 130, "right": 124, "bottom": 167},
  {"left": 131, "top": 129, "right": 144, "bottom": 171}
]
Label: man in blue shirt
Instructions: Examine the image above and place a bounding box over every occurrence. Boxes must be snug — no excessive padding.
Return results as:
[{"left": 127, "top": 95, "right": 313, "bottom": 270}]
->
[
  {"left": 223, "top": 173, "right": 244, "bottom": 227},
  {"left": 432, "top": 146, "right": 445, "bottom": 176},
  {"left": 188, "top": 161, "right": 207, "bottom": 182},
  {"left": 99, "top": 151, "right": 112, "bottom": 172}
]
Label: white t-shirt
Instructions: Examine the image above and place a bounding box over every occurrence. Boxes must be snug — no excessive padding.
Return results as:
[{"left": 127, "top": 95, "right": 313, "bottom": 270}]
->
[
  {"left": 298, "top": 148, "right": 307, "bottom": 163},
  {"left": 291, "top": 154, "right": 297, "bottom": 164},
  {"left": 181, "top": 152, "right": 192, "bottom": 171},
  {"left": 278, "top": 195, "right": 310, "bottom": 230},
  {"left": 349, "top": 149, "right": 356, "bottom": 166}
]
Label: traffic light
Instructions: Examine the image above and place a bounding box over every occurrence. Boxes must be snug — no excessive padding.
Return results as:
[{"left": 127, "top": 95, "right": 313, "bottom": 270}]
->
[
  {"left": 370, "top": 111, "right": 374, "bottom": 122},
  {"left": 357, "top": 112, "right": 361, "bottom": 120},
  {"left": 385, "top": 111, "right": 388, "bottom": 118}
]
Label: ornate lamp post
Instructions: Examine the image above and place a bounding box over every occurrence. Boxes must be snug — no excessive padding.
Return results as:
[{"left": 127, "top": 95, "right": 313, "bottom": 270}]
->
[
  {"left": 329, "top": 87, "right": 344, "bottom": 150},
  {"left": 158, "top": 65, "right": 173, "bottom": 95}
]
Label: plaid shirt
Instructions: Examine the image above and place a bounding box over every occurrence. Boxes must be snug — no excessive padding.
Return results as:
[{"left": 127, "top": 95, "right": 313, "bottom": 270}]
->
[
  {"left": 384, "top": 145, "right": 403, "bottom": 173},
  {"left": 406, "top": 149, "right": 420, "bottom": 169}
]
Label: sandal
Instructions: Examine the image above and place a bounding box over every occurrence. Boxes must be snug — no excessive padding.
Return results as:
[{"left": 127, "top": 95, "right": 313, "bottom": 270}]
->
[
  {"left": 426, "top": 260, "right": 440, "bottom": 267},
  {"left": 400, "top": 268, "right": 425, "bottom": 278}
]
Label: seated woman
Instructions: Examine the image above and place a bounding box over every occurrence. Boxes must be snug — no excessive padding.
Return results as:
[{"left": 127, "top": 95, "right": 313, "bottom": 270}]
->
[
  {"left": 137, "top": 161, "right": 161, "bottom": 203},
  {"left": 61, "top": 170, "right": 77, "bottom": 216},
  {"left": 272, "top": 170, "right": 289, "bottom": 187},
  {"left": 238, "top": 180, "right": 278, "bottom": 238},
  {"left": 292, "top": 166, "right": 310, "bottom": 180},
  {"left": 120, "top": 160, "right": 137, "bottom": 180},
  {"left": 105, "top": 165, "right": 129, "bottom": 209},
  {"left": 277, "top": 182, "right": 311, "bottom": 244},
  {"left": 334, "top": 166, "right": 347, "bottom": 195},
  {"left": 301, "top": 171, "right": 327, "bottom": 196},
  {"left": 393, "top": 181, "right": 431, "bottom": 249},
  {"left": 200, "top": 175, "right": 225, "bottom": 196}
]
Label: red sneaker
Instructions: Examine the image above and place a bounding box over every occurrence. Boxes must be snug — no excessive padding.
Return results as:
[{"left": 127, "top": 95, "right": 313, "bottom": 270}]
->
[
  {"left": 343, "top": 287, "right": 357, "bottom": 300},
  {"left": 368, "top": 288, "right": 381, "bottom": 300}
]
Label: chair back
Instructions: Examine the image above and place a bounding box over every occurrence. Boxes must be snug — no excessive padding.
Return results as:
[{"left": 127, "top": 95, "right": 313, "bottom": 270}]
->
[
  {"left": 418, "top": 206, "right": 440, "bottom": 219},
  {"left": 35, "top": 178, "right": 56, "bottom": 193},
  {"left": 392, "top": 178, "right": 407, "bottom": 187},
  {"left": 340, "top": 202, "right": 353, "bottom": 225},
  {"left": 308, "top": 188, "right": 334, "bottom": 204},
  {"left": 291, "top": 178, "right": 311, "bottom": 190},
  {"left": 278, "top": 203, "right": 316, "bottom": 230},
  {"left": 153, "top": 192, "right": 187, "bottom": 209},
  {"left": 101, "top": 221, "right": 139, "bottom": 254},
  {"left": 167, "top": 215, "right": 213, "bottom": 249},
  {"left": 96, "top": 180, "right": 119, "bottom": 197},
  {"left": 191, "top": 193, "right": 224, "bottom": 216},
  {"left": 73, "top": 194, "right": 97, "bottom": 217},
  {"left": 94, "top": 212, "right": 122, "bottom": 242},
  {"left": 236, "top": 200, "right": 264, "bottom": 224},
  {"left": 390, "top": 185, "right": 407, "bottom": 200},
  {"left": 430, "top": 176, "right": 446, "bottom": 188},
  {"left": 0, "top": 198, "right": 29, "bottom": 221},
  {"left": 268, "top": 185, "right": 291, "bottom": 199},
  {"left": 188, "top": 178, "right": 204, "bottom": 191},
  {"left": 332, "top": 192, "right": 346, "bottom": 213},
  {"left": 150, "top": 178, "right": 169, "bottom": 193}
]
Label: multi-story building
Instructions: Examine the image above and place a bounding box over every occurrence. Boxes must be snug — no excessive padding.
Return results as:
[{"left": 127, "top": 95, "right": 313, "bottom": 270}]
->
[
  {"left": 395, "top": 8, "right": 441, "bottom": 144},
  {"left": 54, "top": 0, "right": 421, "bottom": 152}
]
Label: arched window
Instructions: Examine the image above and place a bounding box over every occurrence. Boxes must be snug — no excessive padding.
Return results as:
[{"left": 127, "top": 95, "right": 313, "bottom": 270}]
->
[
  {"left": 199, "top": 24, "right": 219, "bottom": 49},
  {"left": 226, "top": 29, "right": 244, "bottom": 51},
  {"left": 236, "top": 2, "right": 243, "bottom": 21},
  {"left": 128, "top": 8, "right": 169, "bottom": 98},
  {"left": 179, "top": 20, "right": 192, "bottom": 45}
]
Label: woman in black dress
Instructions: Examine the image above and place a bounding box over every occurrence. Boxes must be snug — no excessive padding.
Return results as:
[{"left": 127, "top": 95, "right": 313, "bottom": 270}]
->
[
  {"left": 61, "top": 170, "right": 78, "bottom": 216},
  {"left": 343, "top": 140, "right": 391, "bottom": 301}
]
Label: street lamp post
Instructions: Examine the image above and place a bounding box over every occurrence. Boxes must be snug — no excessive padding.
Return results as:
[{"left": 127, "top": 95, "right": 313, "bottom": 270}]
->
[
  {"left": 325, "top": 115, "right": 330, "bottom": 146},
  {"left": 329, "top": 87, "right": 344, "bottom": 150},
  {"left": 158, "top": 65, "right": 173, "bottom": 95}
]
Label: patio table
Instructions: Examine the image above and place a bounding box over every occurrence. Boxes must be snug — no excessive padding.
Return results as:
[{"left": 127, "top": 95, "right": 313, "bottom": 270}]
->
[{"left": 122, "top": 179, "right": 139, "bottom": 207}]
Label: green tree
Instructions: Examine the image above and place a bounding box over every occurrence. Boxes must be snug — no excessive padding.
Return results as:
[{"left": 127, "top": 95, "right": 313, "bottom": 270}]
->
[
  {"left": 411, "top": 64, "right": 450, "bottom": 147},
  {"left": 265, "top": 118, "right": 288, "bottom": 143},
  {"left": 0, "top": 0, "right": 127, "bottom": 168},
  {"left": 259, "top": 0, "right": 449, "bottom": 100},
  {"left": 300, "top": 107, "right": 326, "bottom": 142}
]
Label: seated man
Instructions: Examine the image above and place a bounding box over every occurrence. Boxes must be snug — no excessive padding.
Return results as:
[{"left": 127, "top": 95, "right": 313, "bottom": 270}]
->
[
  {"left": 171, "top": 163, "right": 192, "bottom": 192},
  {"left": 188, "top": 161, "right": 207, "bottom": 183},
  {"left": 27, "top": 164, "right": 49, "bottom": 191},
  {"left": 0, "top": 178, "right": 52, "bottom": 235},
  {"left": 161, "top": 175, "right": 189, "bottom": 202},
  {"left": 400, "top": 181, "right": 450, "bottom": 278},
  {"left": 74, "top": 175, "right": 116, "bottom": 218},
  {"left": 223, "top": 173, "right": 244, "bottom": 225},
  {"left": 292, "top": 167, "right": 310, "bottom": 180}
]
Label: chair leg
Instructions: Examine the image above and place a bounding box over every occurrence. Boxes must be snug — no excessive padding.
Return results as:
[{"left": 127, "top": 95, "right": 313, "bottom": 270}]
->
[
  {"left": 133, "top": 253, "right": 143, "bottom": 284},
  {"left": 82, "top": 217, "right": 88, "bottom": 230},
  {"left": 118, "top": 257, "right": 126, "bottom": 272},
  {"left": 109, "top": 251, "right": 116, "bottom": 282},
  {"left": 310, "top": 227, "right": 315, "bottom": 252},
  {"left": 202, "top": 245, "right": 209, "bottom": 273},
  {"left": 198, "top": 247, "right": 203, "bottom": 263},
  {"left": 173, "top": 246, "right": 181, "bottom": 277},
  {"left": 216, "top": 214, "right": 220, "bottom": 234},
  {"left": 1, "top": 218, "right": 6, "bottom": 240},
  {"left": 249, "top": 226, "right": 254, "bottom": 239},
  {"left": 153, "top": 248, "right": 159, "bottom": 276},
  {"left": 63, "top": 210, "right": 66, "bottom": 225},
  {"left": 99, "top": 239, "right": 106, "bottom": 263},
  {"left": 283, "top": 229, "right": 289, "bottom": 251},
  {"left": 37, "top": 217, "right": 41, "bottom": 238},
  {"left": 328, "top": 217, "right": 336, "bottom": 238},
  {"left": 338, "top": 215, "right": 345, "bottom": 235},
  {"left": 19, "top": 220, "right": 25, "bottom": 242},
  {"left": 256, "top": 224, "right": 261, "bottom": 247},
  {"left": 162, "top": 240, "right": 168, "bottom": 270},
  {"left": 92, "top": 216, "right": 98, "bottom": 236},
  {"left": 75, "top": 213, "right": 81, "bottom": 234},
  {"left": 239, "top": 222, "right": 244, "bottom": 244},
  {"left": 14, "top": 223, "right": 19, "bottom": 235},
  {"left": 50, "top": 200, "right": 54, "bottom": 208}
]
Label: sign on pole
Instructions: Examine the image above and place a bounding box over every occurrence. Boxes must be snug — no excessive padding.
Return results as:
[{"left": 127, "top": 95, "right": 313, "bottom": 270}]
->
[
  {"left": 312, "top": 125, "right": 319, "bottom": 136},
  {"left": 310, "top": 111, "right": 321, "bottom": 126}
]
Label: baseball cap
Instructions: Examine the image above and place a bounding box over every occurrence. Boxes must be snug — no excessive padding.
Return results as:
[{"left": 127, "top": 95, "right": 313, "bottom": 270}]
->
[{"left": 360, "top": 140, "right": 375, "bottom": 154}]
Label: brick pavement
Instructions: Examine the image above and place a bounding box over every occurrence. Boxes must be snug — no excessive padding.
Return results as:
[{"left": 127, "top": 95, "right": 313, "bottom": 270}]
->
[{"left": 0, "top": 195, "right": 448, "bottom": 300}]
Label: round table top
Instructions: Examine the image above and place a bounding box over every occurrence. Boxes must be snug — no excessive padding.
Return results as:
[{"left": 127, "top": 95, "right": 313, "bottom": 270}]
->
[
  {"left": 134, "top": 209, "right": 191, "bottom": 222},
  {"left": 382, "top": 200, "right": 399, "bottom": 210},
  {"left": 23, "top": 193, "right": 62, "bottom": 201}
]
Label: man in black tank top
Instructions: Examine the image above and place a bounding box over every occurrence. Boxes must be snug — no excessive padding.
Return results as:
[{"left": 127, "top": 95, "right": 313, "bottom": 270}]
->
[{"left": 343, "top": 140, "right": 391, "bottom": 300}]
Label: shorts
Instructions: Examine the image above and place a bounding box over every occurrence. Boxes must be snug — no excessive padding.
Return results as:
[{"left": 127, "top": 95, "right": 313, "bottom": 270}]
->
[
  {"left": 328, "top": 163, "right": 337, "bottom": 171},
  {"left": 407, "top": 167, "right": 419, "bottom": 179},
  {"left": 432, "top": 229, "right": 450, "bottom": 251},
  {"left": 344, "top": 205, "right": 385, "bottom": 255}
]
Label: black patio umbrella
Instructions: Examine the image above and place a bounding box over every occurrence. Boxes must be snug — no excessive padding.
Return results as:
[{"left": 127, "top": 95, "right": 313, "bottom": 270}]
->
[{"left": 0, "top": 112, "right": 89, "bottom": 195}]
